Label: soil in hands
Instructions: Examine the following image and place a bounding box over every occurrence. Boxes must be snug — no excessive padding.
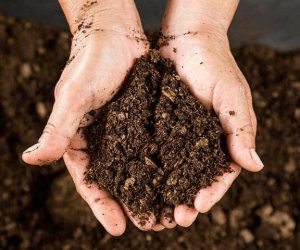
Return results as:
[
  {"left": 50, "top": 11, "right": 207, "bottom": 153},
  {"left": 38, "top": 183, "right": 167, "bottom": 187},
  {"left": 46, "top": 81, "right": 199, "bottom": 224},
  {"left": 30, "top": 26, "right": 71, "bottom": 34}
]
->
[
  {"left": 84, "top": 50, "right": 231, "bottom": 221},
  {"left": 2, "top": 14, "right": 300, "bottom": 249}
]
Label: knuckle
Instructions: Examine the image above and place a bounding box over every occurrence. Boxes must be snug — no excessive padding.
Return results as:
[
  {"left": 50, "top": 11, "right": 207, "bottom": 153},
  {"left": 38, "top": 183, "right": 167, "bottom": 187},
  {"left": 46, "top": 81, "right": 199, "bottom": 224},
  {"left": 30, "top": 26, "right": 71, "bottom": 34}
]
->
[
  {"left": 42, "top": 122, "right": 56, "bottom": 136},
  {"left": 240, "top": 122, "right": 254, "bottom": 134},
  {"left": 59, "top": 87, "right": 90, "bottom": 112},
  {"left": 54, "top": 80, "right": 63, "bottom": 100},
  {"left": 251, "top": 112, "right": 258, "bottom": 128},
  {"left": 228, "top": 122, "right": 254, "bottom": 138}
]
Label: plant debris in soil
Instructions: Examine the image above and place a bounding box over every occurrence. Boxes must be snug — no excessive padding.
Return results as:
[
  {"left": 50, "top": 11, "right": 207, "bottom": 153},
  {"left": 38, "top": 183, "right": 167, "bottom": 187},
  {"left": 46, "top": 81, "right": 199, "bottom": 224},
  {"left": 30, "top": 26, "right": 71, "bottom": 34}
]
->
[{"left": 84, "top": 50, "right": 231, "bottom": 220}]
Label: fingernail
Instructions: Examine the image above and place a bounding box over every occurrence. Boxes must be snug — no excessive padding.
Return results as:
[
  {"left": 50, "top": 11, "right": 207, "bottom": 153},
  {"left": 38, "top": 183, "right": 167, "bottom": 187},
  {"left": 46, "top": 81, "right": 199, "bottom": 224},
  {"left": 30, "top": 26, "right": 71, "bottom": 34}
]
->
[
  {"left": 249, "top": 149, "right": 264, "bottom": 168},
  {"left": 24, "top": 143, "right": 41, "bottom": 154}
]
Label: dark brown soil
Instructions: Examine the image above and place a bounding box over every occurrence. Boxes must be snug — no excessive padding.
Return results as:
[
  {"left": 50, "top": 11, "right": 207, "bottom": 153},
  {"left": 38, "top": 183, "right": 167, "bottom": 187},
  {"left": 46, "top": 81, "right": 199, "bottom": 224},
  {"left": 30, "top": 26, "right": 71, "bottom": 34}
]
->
[
  {"left": 84, "top": 50, "right": 231, "bottom": 219},
  {"left": 1, "top": 13, "right": 300, "bottom": 250}
]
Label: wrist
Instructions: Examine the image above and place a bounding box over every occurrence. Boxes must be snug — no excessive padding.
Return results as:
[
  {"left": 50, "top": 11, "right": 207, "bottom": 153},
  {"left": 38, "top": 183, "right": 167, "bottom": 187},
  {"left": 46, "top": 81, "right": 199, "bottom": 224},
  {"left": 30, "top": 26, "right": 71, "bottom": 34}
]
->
[
  {"left": 59, "top": 0, "right": 142, "bottom": 35},
  {"left": 162, "top": 0, "right": 239, "bottom": 36}
]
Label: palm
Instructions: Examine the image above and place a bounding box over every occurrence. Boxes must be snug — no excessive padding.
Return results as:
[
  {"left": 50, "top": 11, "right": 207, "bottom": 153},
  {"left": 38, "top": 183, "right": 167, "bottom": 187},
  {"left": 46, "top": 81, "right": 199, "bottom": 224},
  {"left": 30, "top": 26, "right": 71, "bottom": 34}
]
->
[{"left": 63, "top": 130, "right": 126, "bottom": 235}]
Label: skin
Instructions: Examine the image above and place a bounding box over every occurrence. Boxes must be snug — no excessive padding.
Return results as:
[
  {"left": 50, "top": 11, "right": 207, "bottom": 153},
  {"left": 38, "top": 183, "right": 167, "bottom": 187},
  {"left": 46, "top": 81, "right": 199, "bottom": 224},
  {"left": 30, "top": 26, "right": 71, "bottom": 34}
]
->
[
  {"left": 160, "top": 0, "right": 264, "bottom": 227},
  {"left": 22, "top": 0, "right": 264, "bottom": 235},
  {"left": 23, "top": 0, "right": 156, "bottom": 235}
]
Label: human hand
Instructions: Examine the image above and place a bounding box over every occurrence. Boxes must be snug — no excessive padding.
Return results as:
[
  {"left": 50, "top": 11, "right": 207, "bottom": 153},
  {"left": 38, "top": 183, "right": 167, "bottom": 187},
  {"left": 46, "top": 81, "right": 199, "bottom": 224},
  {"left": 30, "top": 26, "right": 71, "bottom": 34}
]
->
[
  {"left": 159, "top": 0, "right": 264, "bottom": 227},
  {"left": 22, "top": 0, "right": 153, "bottom": 235}
]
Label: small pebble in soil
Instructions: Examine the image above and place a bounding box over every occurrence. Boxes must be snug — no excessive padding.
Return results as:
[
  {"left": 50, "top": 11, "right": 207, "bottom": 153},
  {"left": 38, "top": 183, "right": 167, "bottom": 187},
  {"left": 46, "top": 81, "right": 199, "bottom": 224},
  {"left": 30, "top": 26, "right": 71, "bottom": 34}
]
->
[
  {"left": 20, "top": 63, "right": 32, "bottom": 79},
  {"left": 230, "top": 207, "right": 244, "bottom": 229},
  {"left": 284, "top": 157, "right": 296, "bottom": 173},
  {"left": 240, "top": 229, "right": 255, "bottom": 243},
  {"left": 211, "top": 207, "right": 227, "bottom": 225}
]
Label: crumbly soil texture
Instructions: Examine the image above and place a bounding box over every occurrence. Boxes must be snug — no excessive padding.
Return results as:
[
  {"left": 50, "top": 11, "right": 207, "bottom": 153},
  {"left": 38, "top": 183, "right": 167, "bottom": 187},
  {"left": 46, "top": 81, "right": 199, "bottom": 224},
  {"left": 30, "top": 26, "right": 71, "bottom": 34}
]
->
[
  {"left": 84, "top": 50, "right": 231, "bottom": 219},
  {"left": 1, "top": 13, "right": 300, "bottom": 250}
]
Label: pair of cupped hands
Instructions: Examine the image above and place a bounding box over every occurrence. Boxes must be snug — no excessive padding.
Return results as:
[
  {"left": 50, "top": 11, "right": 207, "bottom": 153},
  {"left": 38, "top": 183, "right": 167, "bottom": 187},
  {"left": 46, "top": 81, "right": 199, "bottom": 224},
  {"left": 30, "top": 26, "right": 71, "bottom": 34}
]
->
[{"left": 22, "top": 0, "right": 264, "bottom": 236}]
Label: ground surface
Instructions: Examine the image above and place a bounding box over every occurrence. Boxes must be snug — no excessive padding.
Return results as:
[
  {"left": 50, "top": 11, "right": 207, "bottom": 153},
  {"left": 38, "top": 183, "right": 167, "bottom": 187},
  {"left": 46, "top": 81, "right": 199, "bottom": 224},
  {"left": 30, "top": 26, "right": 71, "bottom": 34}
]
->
[{"left": 0, "top": 14, "right": 299, "bottom": 250}]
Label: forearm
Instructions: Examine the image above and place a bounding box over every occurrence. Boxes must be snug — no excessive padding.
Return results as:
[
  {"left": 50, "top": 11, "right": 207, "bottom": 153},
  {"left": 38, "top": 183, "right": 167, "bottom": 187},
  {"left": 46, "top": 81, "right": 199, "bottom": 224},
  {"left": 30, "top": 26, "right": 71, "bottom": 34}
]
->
[
  {"left": 162, "top": 0, "right": 239, "bottom": 35},
  {"left": 58, "top": 0, "right": 141, "bottom": 35}
]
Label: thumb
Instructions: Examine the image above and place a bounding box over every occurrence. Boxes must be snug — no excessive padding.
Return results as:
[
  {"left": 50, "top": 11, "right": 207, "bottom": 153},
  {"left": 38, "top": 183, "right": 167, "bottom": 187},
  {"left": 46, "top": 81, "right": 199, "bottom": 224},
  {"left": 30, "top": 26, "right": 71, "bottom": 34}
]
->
[
  {"left": 22, "top": 96, "right": 85, "bottom": 165},
  {"left": 213, "top": 79, "right": 264, "bottom": 172}
]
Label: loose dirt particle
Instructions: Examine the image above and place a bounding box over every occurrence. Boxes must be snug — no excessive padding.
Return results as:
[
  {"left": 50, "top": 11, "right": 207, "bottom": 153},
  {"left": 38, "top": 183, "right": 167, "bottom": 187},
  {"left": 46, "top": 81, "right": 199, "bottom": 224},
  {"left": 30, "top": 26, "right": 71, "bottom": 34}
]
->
[
  {"left": 211, "top": 207, "right": 226, "bottom": 225},
  {"left": 240, "top": 229, "right": 255, "bottom": 243},
  {"left": 158, "top": 33, "right": 176, "bottom": 48},
  {"left": 20, "top": 63, "right": 32, "bottom": 78}
]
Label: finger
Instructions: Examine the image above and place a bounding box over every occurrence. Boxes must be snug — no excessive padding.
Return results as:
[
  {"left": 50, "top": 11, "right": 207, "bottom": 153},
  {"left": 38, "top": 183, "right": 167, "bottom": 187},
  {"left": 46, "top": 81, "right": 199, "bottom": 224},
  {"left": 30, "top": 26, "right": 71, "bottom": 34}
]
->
[
  {"left": 244, "top": 86, "right": 257, "bottom": 137},
  {"left": 152, "top": 224, "right": 165, "bottom": 231},
  {"left": 69, "top": 129, "right": 87, "bottom": 150},
  {"left": 236, "top": 68, "right": 257, "bottom": 136},
  {"left": 23, "top": 94, "right": 86, "bottom": 165},
  {"left": 63, "top": 149, "right": 126, "bottom": 236},
  {"left": 79, "top": 110, "right": 101, "bottom": 128},
  {"left": 174, "top": 205, "right": 198, "bottom": 227},
  {"left": 213, "top": 79, "right": 264, "bottom": 172},
  {"left": 194, "top": 163, "right": 241, "bottom": 213},
  {"left": 123, "top": 205, "right": 156, "bottom": 231},
  {"left": 160, "top": 207, "right": 177, "bottom": 229}
]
